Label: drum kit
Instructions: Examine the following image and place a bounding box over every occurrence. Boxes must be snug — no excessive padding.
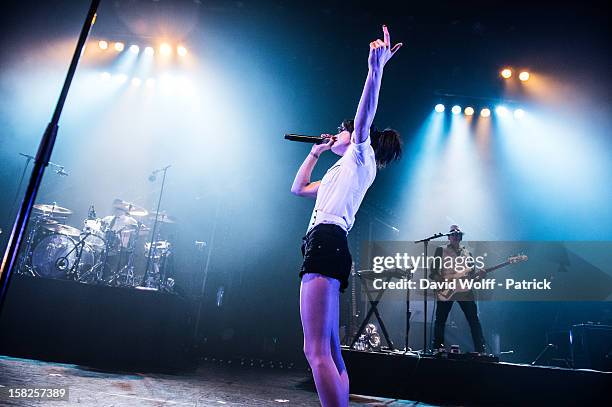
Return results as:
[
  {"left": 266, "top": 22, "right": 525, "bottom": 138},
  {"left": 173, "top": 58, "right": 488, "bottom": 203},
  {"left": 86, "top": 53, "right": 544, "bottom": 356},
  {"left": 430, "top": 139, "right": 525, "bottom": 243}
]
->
[{"left": 17, "top": 199, "right": 177, "bottom": 290}]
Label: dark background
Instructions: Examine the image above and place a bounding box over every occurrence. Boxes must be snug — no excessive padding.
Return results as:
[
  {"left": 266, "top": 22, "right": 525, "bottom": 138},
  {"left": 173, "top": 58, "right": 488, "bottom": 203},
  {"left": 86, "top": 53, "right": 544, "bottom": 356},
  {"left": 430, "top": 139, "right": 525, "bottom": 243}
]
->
[{"left": 0, "top": 0, "right": 610, "bottom": 364}]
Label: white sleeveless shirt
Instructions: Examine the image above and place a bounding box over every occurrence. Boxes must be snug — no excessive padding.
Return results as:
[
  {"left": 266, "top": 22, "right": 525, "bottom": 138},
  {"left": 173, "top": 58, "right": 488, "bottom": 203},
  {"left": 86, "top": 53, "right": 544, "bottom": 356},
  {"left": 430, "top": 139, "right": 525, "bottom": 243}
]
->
[{"left": 307, "top": 137, "right": 376, "bottom": 233}]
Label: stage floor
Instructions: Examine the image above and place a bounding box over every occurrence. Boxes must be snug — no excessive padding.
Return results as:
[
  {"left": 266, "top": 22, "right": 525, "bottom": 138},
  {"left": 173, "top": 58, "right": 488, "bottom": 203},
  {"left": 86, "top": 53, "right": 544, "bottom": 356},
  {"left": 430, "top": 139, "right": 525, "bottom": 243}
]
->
[{"left": 0, "top": 356, "right": 432, "bottom": 406}]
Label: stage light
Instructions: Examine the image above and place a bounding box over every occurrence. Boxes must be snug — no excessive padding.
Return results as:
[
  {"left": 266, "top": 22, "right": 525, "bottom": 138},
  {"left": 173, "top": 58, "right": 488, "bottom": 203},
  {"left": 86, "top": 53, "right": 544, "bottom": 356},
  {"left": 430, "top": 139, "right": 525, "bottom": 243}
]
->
[
  {"left": 514, "top": 108, "right": 525, "bottom": 119},
  {"left": 114, "top": 42, "right": 125, "bottom": 52},
  {"left": 159, "top": 73, "right": 175, "bottom": 89},
  {"left": 501, "top": 68, "right": 512, "bottom": 79},
  {"left": 144, "top": 46, "right": 154, "bottom": 56},
  {"left": 146, "top": 78, "right": 156, "bottom": 87},
  {"left": 177, "top": 45, "right": 188, "bottom": 57},
  {"left": 451, "top": 105, "right": 462, "bottom": 115},
  {"left": 129, "top": 44, "right": 140, "bottom": 54},
  {"left": 434, "top": 103, "right": 445, "bottom": 113},
  {"left": 160, "top": 43, "right": 172, "bottom": 56},
  {"left": 480, "top": 108, "right": 491, "bottom": 117},
  {"left": 464, "top": 106, "right": 474, "bottom": 116},
  {"left": 98, "top": 40, "right": 108, "bottom": 50},
  {"left": 519, "top": 71, "right": 530, "bottom": 81},
  {"left": 115, "top": 73, "right": 127, "bottom": 84},
  {"left": 496, "top": 106, "right": 509, "bottom": 117},
  {"left": 131, "top": 77, "right": 142, "bottom": 86},
  {"left": 100, "top": 72, "right": 111, "bottom": 80}
]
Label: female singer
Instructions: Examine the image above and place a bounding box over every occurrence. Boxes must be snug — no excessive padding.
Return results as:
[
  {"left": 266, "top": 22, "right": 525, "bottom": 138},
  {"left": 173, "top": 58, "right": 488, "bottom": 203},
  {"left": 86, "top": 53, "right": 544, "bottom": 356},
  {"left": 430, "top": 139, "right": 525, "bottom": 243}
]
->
[{"left": 291, "top": 25, "right": 403, "bottom": 407}]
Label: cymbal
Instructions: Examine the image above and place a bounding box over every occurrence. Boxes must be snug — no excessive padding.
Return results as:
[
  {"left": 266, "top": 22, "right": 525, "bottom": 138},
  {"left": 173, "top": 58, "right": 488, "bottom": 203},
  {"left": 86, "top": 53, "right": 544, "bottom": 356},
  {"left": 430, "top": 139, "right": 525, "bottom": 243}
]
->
[
  {"left": 33, "top": 203, "right": 73, "bottom": 216},
  {"left": 37, "top": 218, "right": 58, "bottom": 225},
  {"left": 42, "top": 223, "right": 82, "bottom": 237},
  {"left": 148, "top": 212, "right": 176, "bottom": 224},
  {"left": 112, "top": 199, "right": 148, "bottom": 217}
]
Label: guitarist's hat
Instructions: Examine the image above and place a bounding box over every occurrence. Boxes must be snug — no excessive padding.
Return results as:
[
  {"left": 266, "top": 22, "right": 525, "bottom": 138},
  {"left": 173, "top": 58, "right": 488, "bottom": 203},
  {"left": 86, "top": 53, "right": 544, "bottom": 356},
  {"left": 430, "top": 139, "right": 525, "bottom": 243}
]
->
[{"left": 448, "top": 224, "right": 464, "bottom": 239}]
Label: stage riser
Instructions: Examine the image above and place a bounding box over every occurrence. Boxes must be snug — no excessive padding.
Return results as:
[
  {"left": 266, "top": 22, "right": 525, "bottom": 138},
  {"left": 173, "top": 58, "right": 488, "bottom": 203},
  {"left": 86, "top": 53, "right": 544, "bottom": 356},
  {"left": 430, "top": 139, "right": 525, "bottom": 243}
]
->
[
  {"left": 343, "top": 349, "right": 611, "bottom": 405},
  {"left": 0, "top": 275, "right": 195, "bottom": 372}
]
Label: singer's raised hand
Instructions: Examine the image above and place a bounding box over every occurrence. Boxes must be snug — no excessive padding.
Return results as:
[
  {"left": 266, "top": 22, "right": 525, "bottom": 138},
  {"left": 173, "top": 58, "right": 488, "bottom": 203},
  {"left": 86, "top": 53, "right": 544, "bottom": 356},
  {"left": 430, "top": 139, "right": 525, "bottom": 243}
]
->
[{"left": 368, "top": 25, "right": 402, "bottom": 72}]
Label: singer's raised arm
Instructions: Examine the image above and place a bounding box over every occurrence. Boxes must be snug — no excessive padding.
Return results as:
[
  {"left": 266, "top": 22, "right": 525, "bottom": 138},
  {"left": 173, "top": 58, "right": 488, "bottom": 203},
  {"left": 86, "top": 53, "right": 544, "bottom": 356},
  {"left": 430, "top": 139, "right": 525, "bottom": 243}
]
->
[
  {"left": 290, "top": 135, "right": 335, "bottom": 198},
  {"left": 353, "top": 25, "right": 402, "bottom": 144}
]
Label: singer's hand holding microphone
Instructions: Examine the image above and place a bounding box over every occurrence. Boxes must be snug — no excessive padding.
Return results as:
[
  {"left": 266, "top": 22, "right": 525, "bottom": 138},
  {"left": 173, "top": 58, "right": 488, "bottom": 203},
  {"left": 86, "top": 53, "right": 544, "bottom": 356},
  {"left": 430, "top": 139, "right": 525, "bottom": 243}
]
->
[{"left": 310, "top": 134, "right": 336, "bottom": 158}]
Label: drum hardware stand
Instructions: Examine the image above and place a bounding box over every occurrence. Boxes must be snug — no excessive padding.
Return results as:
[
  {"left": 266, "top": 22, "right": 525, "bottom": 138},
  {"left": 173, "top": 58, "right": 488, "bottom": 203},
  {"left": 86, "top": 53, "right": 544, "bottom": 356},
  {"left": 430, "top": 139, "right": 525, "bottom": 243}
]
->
[
  {"left": 16, "top": 213, "right": 52, "bottom": 277},
  {"left": 414, "top": 232, "right": 445, "bottom": 354},
  {"left": 150, "top": 241, "right": 170, "bottom": 290},
  {"left": 98, "top": 226, "right": 116, "bottom": 285},
  {"left": 142, "top": 165, "right": 171, "bottom": 288},
  {"left": 58, "top": 232, "right": 92, "bottom": 281},
  {"left": 123, "top": 222, "right": 147, "bottom": 287},
  {"left": 109, "top": 225, "right": 141, "bottom": 287},
  {"left": 0, "top": 0, "right": 100, "bottom": 311}
]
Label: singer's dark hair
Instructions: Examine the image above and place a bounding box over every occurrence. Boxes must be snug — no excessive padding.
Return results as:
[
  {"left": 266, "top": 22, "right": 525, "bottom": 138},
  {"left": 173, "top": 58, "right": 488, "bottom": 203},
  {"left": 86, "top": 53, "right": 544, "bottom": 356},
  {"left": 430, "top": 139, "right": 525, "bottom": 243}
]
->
[{"left": 339, "top": 119, "right": 402, "bottom": 168}]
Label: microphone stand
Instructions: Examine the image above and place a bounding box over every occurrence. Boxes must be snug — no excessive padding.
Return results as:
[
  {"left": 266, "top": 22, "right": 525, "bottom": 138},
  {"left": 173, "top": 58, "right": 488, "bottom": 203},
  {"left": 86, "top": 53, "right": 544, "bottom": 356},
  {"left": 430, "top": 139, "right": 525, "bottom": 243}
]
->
[
  {"left": 142, "top": 165, "right": 170, "bottom": 288},
  {"left": 12, "top": 154, "right": 68, "bottom": 212},
  {"left": 414, "top": 232, "right": 445, "bottom": 354},
  {"left": 0, "top": 0, "right": 100, "bottom": 312}
]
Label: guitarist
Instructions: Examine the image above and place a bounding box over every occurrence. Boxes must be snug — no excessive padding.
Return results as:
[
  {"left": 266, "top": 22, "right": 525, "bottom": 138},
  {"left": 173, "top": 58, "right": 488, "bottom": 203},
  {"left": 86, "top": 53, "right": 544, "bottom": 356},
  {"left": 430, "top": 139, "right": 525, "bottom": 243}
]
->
[{"left": 429, "top": 225, "right": 486, "bottom": 353}]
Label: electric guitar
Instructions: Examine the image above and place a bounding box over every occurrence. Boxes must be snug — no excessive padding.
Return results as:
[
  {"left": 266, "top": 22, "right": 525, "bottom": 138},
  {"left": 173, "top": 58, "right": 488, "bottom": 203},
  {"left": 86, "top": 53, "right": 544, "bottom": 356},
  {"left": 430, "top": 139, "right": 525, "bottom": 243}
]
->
[{"left": 437, "top": 254, "right": 528, "bottom": 301}]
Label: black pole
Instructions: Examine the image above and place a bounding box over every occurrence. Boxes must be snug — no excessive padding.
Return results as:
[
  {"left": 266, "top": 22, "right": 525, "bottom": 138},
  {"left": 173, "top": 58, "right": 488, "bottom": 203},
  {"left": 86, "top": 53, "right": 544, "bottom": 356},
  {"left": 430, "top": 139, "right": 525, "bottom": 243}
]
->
[
  {"left": 404, "top": 267, "right": 412, "bottom": 352},
  {"left": 414, "top": 232, "right": 444, "bottom": 354},
  {"left": 0, "top": 0, "right": 101, "bottom": 311},
  {"left": 143, "top": 165, "right": 170, "bottom": 287},
  {"left": 10, "top": 154, "right": 34, "bottom": 218},
  {"left": 423, "top": 240, "right": 429, "bottom": 353}
]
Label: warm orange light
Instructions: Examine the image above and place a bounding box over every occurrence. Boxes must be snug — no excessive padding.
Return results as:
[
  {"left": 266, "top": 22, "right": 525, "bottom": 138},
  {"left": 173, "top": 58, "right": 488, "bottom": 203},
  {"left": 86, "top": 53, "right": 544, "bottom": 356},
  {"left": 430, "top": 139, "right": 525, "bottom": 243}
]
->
[
  {"left": 160, "top": 43, "right": 172, "bottom": 56},
  {"left": 114, "top": 42, "right": 125, "bottom": 52},
  {"left": 501, "top": 68, "right": 512, "bottom": 79},
  {"left": 98, "top": 40, "right": 108, "bottom": 50},
  {"left": 480, "top": 108, "right": 491, "bottom": 117},
  {"left": 464, "top": 107, "right": 475, "bottom": 116},
  {"left": 519, "top": 71, "right": 530, "bottom": 81}
]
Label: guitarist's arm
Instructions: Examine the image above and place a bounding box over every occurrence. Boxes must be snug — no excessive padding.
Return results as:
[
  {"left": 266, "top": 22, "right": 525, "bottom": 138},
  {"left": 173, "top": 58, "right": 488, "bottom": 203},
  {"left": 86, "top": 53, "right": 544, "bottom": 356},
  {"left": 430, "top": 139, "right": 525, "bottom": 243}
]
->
[{"left": 428, "top": 246, "right": 444, "bottom": 282}]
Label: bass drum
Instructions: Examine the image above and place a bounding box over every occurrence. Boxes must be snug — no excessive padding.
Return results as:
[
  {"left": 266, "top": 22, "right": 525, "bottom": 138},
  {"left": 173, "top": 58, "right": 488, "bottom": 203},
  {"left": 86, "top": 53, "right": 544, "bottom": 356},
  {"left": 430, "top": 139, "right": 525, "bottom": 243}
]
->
[{"left": 32, "top": 234, "right": 95, "bottom": 279}]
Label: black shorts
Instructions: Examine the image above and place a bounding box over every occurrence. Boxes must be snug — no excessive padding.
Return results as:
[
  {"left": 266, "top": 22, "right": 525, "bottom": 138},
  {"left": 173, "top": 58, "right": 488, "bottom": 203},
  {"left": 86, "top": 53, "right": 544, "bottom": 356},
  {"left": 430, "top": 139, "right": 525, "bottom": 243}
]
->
[{"left": 299, "top": 223, "right": 352, "bottom": 292}]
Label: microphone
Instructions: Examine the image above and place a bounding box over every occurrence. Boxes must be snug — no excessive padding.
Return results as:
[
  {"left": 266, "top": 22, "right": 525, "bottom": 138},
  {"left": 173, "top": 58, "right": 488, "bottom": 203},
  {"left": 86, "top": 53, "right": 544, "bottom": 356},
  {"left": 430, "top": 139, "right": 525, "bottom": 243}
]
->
[
  {"left": 284, "top": 134, "right": 325, "bottom": 144},
  {"left": 149, "top": 165, "right": 172, "bottom": 182},
  {"left": 88, "top": 205, "right": 97, "bottom": 219},
  {"left": 56, "top": 167, "right": 69, "bottom": 176},
  {"left": 19, "top": 152, "right": 35, "bottom": 160}
]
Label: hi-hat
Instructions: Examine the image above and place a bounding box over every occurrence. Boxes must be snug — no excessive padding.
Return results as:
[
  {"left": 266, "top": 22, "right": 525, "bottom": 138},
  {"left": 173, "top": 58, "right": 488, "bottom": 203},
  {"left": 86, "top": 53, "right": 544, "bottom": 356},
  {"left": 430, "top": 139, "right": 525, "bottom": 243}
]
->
[{"left": 33, "top": 203, "right": 73, "bottom": 216}]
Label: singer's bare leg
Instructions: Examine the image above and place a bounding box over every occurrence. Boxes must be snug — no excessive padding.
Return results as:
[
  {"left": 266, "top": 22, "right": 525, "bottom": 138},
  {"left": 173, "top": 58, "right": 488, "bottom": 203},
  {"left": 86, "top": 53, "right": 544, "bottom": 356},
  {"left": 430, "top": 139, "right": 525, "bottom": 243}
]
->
[
  {"left": 300, "top": 273, "right": 348, "bottom": 407},
  {"left": 331, "top": 290, "right": 349, "bottom": 399}
]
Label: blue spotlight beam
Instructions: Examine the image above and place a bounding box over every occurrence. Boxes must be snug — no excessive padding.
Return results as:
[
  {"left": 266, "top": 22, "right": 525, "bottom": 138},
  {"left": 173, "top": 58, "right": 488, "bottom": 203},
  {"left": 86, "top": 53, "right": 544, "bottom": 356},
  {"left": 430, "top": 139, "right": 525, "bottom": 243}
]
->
[{"left": 0, "top": 0, "right": 101, "bottom": 310}]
